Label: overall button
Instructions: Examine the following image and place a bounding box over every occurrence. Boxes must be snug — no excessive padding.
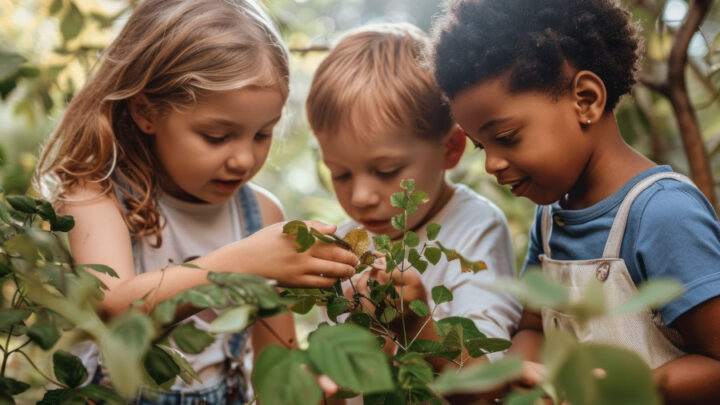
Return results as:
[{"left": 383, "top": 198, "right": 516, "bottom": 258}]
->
[
  {"left": 595, "top": 261, "right": 611, "bottom": 281},
  {"left": 554, "top": 215, "right": 565, "bottom": 226}
]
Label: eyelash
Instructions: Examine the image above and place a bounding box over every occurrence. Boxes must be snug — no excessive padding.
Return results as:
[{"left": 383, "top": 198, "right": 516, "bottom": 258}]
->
[
  {"left": 331, "top": 168, "right": 401, "bottom": 182},
  {"left": 202, "top": 134, "right": 230, "bottom": 144},
  {"left": 496, "top": 130, "right": 518, "bottom": 145},
  {"left": 255, "top": 132, "right": 272, "bottom": 141}
]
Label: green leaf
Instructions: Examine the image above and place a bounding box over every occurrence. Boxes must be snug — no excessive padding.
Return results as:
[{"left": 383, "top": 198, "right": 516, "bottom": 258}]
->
[
  {"left": 79, "top": 384, "right": 124, "bottom": 405},
  {"left": 426, "top": 223, "right": 441, "bottom": 241},
  {"left": 556, "top": 344, "right": 661, "bottom": 405},
  {"left": 430, "top": 356, "right": 523, "bottom": 394},
  {"left": 282, "top": 220, "right": 307, "bottom": 236},
  {"left": 109, "top": 310, "right": 154, "bottom": 360},
  {"left": 431, "top": 285, "right": 453, "bottom": 305},
  {"left": 157, "top": 344, "right": 203, "bottom": 385},
  {"left": 0, "top": 52, "right": 25, "bottom": 82},
  {"left": 171, "top": 322, "right": 215, "bottom": 354},
  {"left": 77, "top": 263, "right": 119, "bottom": 278},
  {"left": 400, "top": 179, "right": 415, "bottom": 192},
  {"left": 373, "top": 235, "right": 391, "bottom": 253},
  {"left": 290, "top": 296, "right": 316, "bottom": 315},
  {"left": 613, "top": 279, "right": 685, "bottom": 315},
  {"left": 435, "top": 317, "right": 487, "bottom": 356},
  {"left": 424, "top": 247, "right": 442, "bottom": 265},
  {"left": 409, "top": 190, "right": 429, "bottom": 205},
  {"left": 253, "top": 346, "right": 322, "bottom": 405},
  {"left": 409, "top": 299, "right": 429, "bottom": 317},
  {"left": 391, "top": 213, "right": 406, "bottom": 230},
  {"left": 348, "top": 312, "right": 371, "bottom": 328},
  {"left": 295, "top": 225, "right": 315, "bottom": 253},
  {"left": 403, "top": 232, "right": 418, "bottom": 248},
  {"left": 504, "top": 389, "right": 546, "bottom": 405},
  {"left": 144, "top": 345, "right": 180, "bottom": 386},
  {"left": 391, "top": 191, "right": 409, "bottom": 209},
  {"left": 49, "top": 0, "right": 64, "bottom": 15},
  {"left": 465, "top": 337, "right": 512, "bottom": 356},
  {"left": 308, "top": 324, "right": 394, "bottom": 393},
  {"left": 209, "top": 305, "right": 255, "bottom": 333},
  {"left": 406, "top": 200, "right": 418, "bottom": 216},
  {"left": 0, "top": 376, "right": 30, "bottom": 395},
  {"left": 0, "top": 309, "right": 31, "bottom": 330},
  {"left": 36, "top": 200, "right": 57, "bottom": 223},
  {"left": 491, "top": 269, "right": 569, "bottom": 310},
  {"left": 53, "top": 350, "right": 88, "bottom": 389},
  {"left": 397, "top": 352, "right": 434, "bottom": 389},
  {"left": 178, "top": 284, "right": 228, "bottom": 308},
  {"left": 408, "top": 248, "right": 428, "bottom": 273},
  {"left": 60, "top": 2, "right": 84, "bottom": 42},
  {"left": 51, "top": 215, "right": 75, "bottom": 232},
  {"left": 407, "top": 339, "right": 460, "bottom": 361},
  {"left": 5, "top": 195, "right": 36, "bottom": 214},
  {"left": 37, "top": 389, "right": 85, "bottom": 405},
  {"left": 327, "top": 296, "right": 350, "bottom": 322},
  {"left": 310, "top": 227, "right": 335, "bottom": 243},
  {"left": 27, "top": 321, "right": 61, "bottom": 350},
  {"left": 380, "top": 306, "right": 398, "bottom": 323}
]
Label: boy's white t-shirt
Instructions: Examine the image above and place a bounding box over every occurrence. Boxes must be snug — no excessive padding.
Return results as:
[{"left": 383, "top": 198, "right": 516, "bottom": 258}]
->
[{"left": 337, "top": 183, "right": 522, "bottom": 361}]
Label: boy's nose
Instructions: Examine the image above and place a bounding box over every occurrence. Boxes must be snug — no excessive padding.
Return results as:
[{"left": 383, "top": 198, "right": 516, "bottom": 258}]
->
[
  {"left": 484, "top": 151, "right": 509, "bottom": 176},
  {"left": 351, "top": 182, "right": 381, "bottom": 208}
]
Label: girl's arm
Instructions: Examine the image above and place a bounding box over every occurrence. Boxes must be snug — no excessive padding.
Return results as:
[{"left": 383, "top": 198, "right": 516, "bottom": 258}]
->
[
  {"left": 62, "top": 186, "right": 357, "bottom": 318},
  {"left": 653, "top": 296, "right": 720, "bottom": 405}
]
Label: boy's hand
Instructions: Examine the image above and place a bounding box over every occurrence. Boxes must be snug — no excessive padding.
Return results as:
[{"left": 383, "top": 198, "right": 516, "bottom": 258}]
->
[{"left": 234, "top": 220, "right": 357, "bottom": 287}]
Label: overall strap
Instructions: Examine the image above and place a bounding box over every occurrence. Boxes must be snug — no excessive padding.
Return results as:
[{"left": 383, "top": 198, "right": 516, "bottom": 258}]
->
[
  {"left": 540, "top": 205, "right": 553, "bottom": 258},
  {"left": 238, "top": 184, "right": 264, "bottom": 236},
  {"left": 602, "top": 172, "right": 694, "bottom": 258}
]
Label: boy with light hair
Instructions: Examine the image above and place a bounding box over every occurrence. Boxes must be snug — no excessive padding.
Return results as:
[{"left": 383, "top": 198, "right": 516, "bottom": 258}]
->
[{"left": 306, "top": 23, "right": 522, "bottom": 381}]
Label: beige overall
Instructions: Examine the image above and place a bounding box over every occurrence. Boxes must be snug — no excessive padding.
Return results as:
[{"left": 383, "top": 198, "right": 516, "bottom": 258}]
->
[{"left": 539, "top": 172, "right": 691, "bottom": 369}]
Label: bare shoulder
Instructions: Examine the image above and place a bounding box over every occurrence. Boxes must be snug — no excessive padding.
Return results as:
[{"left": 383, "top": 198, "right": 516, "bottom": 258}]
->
[
  {"left": 247, "top": 183, "right": 285, "bottom": 226},
  {"left": 58, "top": 183, "right": 120, "bottom": 214}
]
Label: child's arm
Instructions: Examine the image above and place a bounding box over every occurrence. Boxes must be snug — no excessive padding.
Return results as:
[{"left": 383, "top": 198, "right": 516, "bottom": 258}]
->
[
  {"left": 652, "top": 296, "right": 720, "bottom": 404},
  {"left": 62, "top": 186, "right": 357, "bottom": 318}
]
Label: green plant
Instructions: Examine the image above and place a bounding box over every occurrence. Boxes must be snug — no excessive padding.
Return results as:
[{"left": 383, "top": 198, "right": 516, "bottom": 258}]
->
[{"left": 272, "top": 179, "right": 510, "bottom": 404}]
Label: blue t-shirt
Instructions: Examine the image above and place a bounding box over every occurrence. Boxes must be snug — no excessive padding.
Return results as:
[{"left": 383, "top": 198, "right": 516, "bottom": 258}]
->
[{"left": 522, "top": 166, "right": 720, "bottom": 325}]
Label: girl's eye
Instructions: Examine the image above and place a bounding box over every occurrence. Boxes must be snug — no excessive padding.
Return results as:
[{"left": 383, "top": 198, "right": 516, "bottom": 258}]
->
[
  {"left": 254, "top": 132, "right": 272, "bottom": 142},
  {"left": 202, "top": 134, "right": 230, "bottom": 144}
]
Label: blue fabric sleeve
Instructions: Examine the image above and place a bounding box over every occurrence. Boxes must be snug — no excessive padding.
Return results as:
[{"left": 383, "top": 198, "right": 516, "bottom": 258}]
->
[
  {"left": 521, "top": 206, "right": 543, "bottom": 275},
  {"left": 633, "top": 184, "right": 720, "bottom": 325}
]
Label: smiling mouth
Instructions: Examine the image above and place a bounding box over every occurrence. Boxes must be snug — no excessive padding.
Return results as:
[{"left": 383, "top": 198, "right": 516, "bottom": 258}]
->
[
  {"left": 360, "top": 219, "right": 390, "bottom": 230},
  {"left": 507, "top": 178, "right": 529, "bottom": 196}
]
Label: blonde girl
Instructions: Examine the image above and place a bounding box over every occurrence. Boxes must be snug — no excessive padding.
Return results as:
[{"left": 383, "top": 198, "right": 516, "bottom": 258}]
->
[{"left": 35, "top": 0, "right": 356, "bottom": 402}]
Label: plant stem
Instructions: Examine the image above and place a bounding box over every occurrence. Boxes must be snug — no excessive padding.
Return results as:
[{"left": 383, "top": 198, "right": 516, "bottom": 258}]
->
[
  {"left": 16, "top": 349, "right": 68, "bottom": 388},
  {"left": 1, "top": 325, "right": 14, "bottom": 375}
]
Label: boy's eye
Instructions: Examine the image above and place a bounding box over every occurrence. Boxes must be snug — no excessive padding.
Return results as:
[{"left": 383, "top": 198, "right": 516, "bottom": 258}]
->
[
  {"left": 375, "top": 168, "right": 401, "bottom": 179},
  {"left": 496, "top": 130, "right": 518, "bottom": 145},
  {"left": 332, "top": 172, "right": 350, "bottom": 182},
  {"left": 254, "top": 132, "right": 272, "bottom": 142}
]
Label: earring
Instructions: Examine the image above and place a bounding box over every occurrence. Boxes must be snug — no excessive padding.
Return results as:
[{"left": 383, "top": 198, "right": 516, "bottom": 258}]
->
[{"left": 586, "top": 119, "right": 592, "bottom": 125}]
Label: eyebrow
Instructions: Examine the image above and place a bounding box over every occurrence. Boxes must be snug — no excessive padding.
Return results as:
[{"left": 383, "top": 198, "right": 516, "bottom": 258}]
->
[
  {"left": 477, "top": 117, "right": 513, "bottom": 133},
  {"left": 194, "top": 115, "right": 282, "bottom": 130}
]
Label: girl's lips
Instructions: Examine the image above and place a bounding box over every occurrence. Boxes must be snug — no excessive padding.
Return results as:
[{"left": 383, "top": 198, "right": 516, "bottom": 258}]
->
[{"left": 211, "top": 179, "right": 243, "bottom": 193}]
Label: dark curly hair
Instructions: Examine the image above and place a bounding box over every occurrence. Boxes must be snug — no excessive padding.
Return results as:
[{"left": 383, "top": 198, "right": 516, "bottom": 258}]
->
[{"left": 431, "top": 0, "right": 642, "bottom": 110}]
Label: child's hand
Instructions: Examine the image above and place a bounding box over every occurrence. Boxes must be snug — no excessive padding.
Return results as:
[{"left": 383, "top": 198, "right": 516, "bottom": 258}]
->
[
  {"left": 230, "top": 220, "right": 357, "bottom": 287},
  {"left": 512, "top": 360, "right": 546, "bottom": 390}
]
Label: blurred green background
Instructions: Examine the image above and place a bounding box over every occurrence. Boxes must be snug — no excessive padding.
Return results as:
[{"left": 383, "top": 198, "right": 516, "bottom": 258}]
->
[{"left": 1, "top": 0, "right": 719, "bottom": 272}]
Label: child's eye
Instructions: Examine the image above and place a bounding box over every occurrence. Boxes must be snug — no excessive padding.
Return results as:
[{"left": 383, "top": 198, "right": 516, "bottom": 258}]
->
[
  {"left": 202, "top": 133, "right": 230, "bottom": 144},
  {"left": 254, "top": 132, "right": 272, "bottom": 142},
  {"left": 332, "top": 172, "right": 350, "bottom": 182},
  {"left": 496, "top": 130, "right": 518, "bottom": 145},
  {"left": 375, "top": 168, "right": 401, "bottom": 179}
]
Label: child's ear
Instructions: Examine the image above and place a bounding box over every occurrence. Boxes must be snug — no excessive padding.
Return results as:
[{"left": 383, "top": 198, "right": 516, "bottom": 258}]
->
[
  {"left": 128, "top": 94, "right": 158, "bottom": 134},
  {"left": 443, "top": 125, "right": 466, "bottom": 170},
  {"left": 571, "top": 70, "right": 606, "bottom": 127}
]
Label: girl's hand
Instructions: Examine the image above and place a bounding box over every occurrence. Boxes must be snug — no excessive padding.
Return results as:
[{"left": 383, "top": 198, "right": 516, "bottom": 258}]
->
[
  {"left": 512, "top": 360, "right": 546, "bottom": 390},
  {"left": 218, "top": 220, "right": 357, "bottom": 288}
]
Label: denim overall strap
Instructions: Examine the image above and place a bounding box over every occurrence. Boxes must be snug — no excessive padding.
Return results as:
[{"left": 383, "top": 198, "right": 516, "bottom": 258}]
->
[
  {"left": 227, "top": 184, "right": 264, "bottom": 358},
  {"left": 602, "top": 172, "right": 693, "bottom": 258},
  {"left": 540, "top": 205, "right": 553, "bottom": 258}
]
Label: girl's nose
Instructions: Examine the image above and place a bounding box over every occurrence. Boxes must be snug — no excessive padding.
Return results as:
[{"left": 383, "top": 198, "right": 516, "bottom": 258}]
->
[
  {"left": 227, "top": 145, "right": 255, "bottom": 173},
  {"left": 484, "top": 150, "right": 509, "bottom": 176},
  {"left": 351, "top": 180, "right": 381, "bottom": 208}
]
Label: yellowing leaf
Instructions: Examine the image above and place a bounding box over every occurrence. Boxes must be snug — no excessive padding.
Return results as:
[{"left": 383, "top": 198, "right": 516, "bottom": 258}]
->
[{"left": 343, "top": 228, "right": 370, "bottom": 257}]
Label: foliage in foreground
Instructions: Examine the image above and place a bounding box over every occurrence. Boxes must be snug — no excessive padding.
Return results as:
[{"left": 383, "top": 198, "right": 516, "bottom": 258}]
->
[{"left": 0, "top": 180, "right": 685, "bottom": 404}]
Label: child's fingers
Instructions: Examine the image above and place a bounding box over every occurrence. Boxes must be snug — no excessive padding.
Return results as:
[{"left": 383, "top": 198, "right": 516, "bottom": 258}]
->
[
  {"left": 294, "top": 275, "right": 341, "bottom": 288},
  {"left": 304, "top": 220, "right": 337, "bottom": 234},
  {"left": 311, "top": 244, "right": 359, "bottom": 267},
  {"left": 316, "top": 374, "right": 338, "bottom": 396}
]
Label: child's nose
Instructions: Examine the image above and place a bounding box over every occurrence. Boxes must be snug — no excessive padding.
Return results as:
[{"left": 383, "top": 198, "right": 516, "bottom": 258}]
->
[
  {"left": 351, "top": 182, "right": 380, "bottom": 208},
  {"left": 227, "top": 147, "right": 255, "bottom": 172},
  {"left": 484, "top": 151, "right": 509, "bottom": 175}
]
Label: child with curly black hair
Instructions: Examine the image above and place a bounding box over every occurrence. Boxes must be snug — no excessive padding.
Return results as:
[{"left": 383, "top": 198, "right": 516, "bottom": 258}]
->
[{"left": 432, "top": 0, "right": 720, "bottom": 403}]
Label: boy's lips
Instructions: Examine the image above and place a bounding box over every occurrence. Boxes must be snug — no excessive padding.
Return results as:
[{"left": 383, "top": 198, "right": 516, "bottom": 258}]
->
[
  {"left": 507, "top": 178, "right": 530, "bottom": 197},
  {"left": 360, "top": 218, "right": 390, "bottom": 232}
]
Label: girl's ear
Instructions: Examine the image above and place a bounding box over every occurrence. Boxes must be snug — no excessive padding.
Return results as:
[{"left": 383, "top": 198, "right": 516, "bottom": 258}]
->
[
  {"left": 443, "top": 125, "right": 466, "bottom": 170},
  {"left": 571, "top": 70, "right": 606, "bottom": 128},
  {"left": 128, "top": 94, "right": 158, "bottom": 134}
]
